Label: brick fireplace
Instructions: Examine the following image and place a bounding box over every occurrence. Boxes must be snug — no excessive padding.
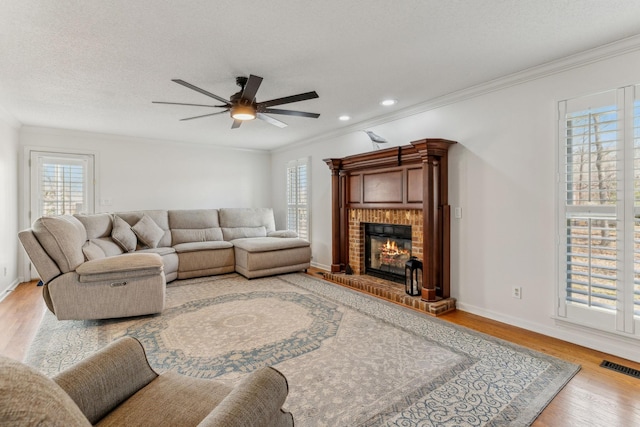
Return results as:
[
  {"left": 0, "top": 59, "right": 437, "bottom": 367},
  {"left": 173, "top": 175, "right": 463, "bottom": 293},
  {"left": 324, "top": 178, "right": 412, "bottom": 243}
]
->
[
  {"left": 324, "top": 139, "right": 456, "bottom": 300},
  {"left": 349, "top": 208, "right": 423, "bottom": 279}
]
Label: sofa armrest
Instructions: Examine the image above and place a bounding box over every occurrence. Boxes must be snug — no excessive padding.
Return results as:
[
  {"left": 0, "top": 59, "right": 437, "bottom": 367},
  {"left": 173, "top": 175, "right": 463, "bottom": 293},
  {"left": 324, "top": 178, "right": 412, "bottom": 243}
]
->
[
  {"left": 267, "top": 230, "right": 299, "bottom": 238},
  {"left": 53, "top": 337, "right": 158, "bottom": 424},
  {"left": 75, "top": 253, "right": 163, "bottom": 283},
  {"left": 197, "top": 367, "right": 294, "bottom": 427}
]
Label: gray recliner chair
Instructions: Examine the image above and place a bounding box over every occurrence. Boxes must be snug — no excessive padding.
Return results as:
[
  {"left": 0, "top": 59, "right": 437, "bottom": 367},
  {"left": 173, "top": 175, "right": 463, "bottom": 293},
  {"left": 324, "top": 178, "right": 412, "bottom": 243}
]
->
[{"left": 0, "top": 337, "right": 294, "bottom": 427}]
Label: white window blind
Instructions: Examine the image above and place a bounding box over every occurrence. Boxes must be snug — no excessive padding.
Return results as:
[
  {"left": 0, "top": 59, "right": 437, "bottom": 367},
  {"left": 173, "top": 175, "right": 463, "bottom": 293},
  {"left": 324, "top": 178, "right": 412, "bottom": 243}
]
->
[
  {"left": 286, "top": 157, "right": 310, "bottom": 240},
  {"left": 31, "top": 152, "right": 94, "bottom": 218},
  {"left": 558, "top": 86, "right": 640, "bottom": 336}
]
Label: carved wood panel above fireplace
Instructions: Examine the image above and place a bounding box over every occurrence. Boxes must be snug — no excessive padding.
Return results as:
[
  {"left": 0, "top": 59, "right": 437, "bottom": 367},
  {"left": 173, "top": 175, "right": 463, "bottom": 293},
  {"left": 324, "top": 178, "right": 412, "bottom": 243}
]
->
[{"left": 324, "top": 138, "right": 456, "bottom": 300}]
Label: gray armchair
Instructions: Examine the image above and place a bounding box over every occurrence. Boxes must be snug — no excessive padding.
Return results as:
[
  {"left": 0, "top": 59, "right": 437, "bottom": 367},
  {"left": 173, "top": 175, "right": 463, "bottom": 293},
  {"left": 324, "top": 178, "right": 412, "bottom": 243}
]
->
[{"left": 0, "top": 337, "right": 294, "bottom": 426}]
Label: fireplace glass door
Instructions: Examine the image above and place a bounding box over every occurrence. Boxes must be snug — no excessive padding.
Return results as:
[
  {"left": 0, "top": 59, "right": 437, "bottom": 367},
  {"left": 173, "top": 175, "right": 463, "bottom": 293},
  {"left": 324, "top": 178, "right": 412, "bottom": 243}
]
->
[{"left": 364, "top": 223, "right": 412, "bottom": 283}]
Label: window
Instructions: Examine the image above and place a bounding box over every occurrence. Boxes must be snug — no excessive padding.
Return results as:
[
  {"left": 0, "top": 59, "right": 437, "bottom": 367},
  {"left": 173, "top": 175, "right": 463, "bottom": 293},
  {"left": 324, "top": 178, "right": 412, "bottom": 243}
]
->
[
  {"left": 286, "top": 157, "right": 310, "bottom": 240},
  {"left": 558, "top": 86, "right": 640, "bottom": 337},
  {"left": 30, "top": 151, "right": 95, "bottom": 219}
]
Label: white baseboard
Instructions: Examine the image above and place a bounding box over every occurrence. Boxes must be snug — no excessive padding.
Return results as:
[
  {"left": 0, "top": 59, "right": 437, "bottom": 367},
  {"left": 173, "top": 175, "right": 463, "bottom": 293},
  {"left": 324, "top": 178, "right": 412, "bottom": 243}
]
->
[
  {"left": 310, "top": 260, "right": 330, "bottom": 271},
  {"left": 456, "top": 301, "right": 640, "bottom": 364},
  {"left": 0, "top": 277, "right": 24, "bottom": 304}
]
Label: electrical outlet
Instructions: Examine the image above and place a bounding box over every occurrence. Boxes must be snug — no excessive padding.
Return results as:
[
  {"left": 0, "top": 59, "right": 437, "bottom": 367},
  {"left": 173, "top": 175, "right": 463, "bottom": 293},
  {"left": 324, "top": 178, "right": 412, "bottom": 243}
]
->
[{"left": 512, "top": 286, "right": 522, "bottom": 299}]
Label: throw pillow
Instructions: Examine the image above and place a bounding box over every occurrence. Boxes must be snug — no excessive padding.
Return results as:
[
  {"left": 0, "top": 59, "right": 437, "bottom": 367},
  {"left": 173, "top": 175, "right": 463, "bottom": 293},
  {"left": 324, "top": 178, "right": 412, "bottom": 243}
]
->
[
  {"left": 111, "top": 216, "right": 137, "bottom": 252},
  {"left": 132, "top": 214, "right": 164, "bottom": 248}
]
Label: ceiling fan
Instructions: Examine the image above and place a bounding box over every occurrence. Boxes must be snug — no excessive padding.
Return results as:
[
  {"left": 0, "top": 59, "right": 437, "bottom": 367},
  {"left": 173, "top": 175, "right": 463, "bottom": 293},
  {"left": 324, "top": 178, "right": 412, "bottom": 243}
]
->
[{"left": 153, "top": 75, "right": 320, "bottom": 129}]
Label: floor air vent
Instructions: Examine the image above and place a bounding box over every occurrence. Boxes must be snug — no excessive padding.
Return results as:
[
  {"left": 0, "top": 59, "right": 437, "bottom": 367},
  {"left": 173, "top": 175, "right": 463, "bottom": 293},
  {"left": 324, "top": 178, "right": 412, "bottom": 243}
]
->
[{"left": 600, "top": 360, "right": 640, "bottom": 379}]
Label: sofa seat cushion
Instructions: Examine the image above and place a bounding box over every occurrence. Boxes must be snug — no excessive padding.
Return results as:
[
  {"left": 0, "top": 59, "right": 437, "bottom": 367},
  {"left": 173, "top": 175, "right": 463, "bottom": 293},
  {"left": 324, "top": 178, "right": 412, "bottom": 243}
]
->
[
  {"left": 231, "top": 237, "right": 310, "bottom": 253},
  {"left": 135, "top": 248, "right": 179, "bottom": 283},
  {"left": 76, "top": 253, "right": 163, "bottom": 283},
  {"left": 96, "top": 372, "right": 232, "bottom": 427},
  {"left": 174, "top": 243, "right": 235, "bottom": 280},
  {"left": 173, "top": 240, "right": 233, "bottom": 253},
  {"left": 135, "top": 247, "right": 176, "bottom": 256}
]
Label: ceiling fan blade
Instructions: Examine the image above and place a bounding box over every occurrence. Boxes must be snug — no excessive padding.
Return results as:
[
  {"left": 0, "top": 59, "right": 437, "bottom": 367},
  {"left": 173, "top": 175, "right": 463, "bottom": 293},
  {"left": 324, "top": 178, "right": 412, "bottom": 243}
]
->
[
  {"left": 256, "top": 113, "right": 288, "bottom": 128},
  {"left": 258, "top": 91, "right": 319, "bottom": 108},
  {"left": 180, "top": 110, "right": 229, "bottom": 121},
  {"left": 241, "top": 74, "right": 263, "bottom": 102},
  {"left": 261, "top": 108, "right": 320, "bottom": 118},
  {"left": 153, "top": 101, "right": 225, "bottom": 108},
  {"left": 172, "top": 79, "right": 231, "bottom": 105},
  {"left": 231, "top": 119, "right": 242, "bottom": 129}
]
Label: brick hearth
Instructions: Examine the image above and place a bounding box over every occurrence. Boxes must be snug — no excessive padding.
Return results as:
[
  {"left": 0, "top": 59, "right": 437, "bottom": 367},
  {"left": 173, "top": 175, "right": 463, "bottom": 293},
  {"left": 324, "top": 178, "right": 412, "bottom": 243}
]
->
[{"left": 319, "top": 271, "right": 456, "bottom": 317}]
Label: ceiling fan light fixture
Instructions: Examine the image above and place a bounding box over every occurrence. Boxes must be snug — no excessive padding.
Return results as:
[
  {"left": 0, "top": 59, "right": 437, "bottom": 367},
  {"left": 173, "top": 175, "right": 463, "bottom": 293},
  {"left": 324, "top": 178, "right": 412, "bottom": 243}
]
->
[
  {"left": 230, "top": 104, "right": 256, "bottom": 121},
  {"left": 159, "top": 75, "right": 319, "bottom": 128}
]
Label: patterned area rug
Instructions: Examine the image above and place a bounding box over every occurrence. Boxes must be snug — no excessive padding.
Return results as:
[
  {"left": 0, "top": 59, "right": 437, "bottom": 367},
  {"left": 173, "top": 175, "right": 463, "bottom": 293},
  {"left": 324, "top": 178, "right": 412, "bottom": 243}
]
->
[{"left": 27, "top": 273, "right": 580, "bottom": 426}]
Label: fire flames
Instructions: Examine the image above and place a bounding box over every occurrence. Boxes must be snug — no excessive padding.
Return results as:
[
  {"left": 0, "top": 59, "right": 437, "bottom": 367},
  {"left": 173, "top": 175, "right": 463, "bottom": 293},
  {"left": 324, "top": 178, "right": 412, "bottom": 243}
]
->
[
  {"left": 379, "top": 239, "right": 410, "bottom": 266},
  {"left": 382, "top": 239, "right": 401, "bottom": 255}
]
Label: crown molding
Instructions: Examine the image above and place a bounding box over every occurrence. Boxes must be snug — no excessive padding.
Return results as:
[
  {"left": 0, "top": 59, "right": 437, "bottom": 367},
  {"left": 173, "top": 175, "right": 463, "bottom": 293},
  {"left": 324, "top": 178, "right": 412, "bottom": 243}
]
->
[{"left": 276, "top": 34, "right": 640, "bottom": 153}]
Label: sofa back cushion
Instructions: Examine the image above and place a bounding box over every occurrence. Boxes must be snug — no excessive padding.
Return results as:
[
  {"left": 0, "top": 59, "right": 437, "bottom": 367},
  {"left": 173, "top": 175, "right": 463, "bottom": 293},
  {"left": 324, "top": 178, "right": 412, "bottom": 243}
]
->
[
  {"left": 32, "top": 215, "right": 87, "bottom": 273},
  {"left": 74, "top": 213, "right": 126, "bottom": 256},
  {"left": 219, "top": 208, "right": 276, "bottom": 233},
  {"left": 222, "top": 226, "right": 267, "bottom": 241},
  {"left": 168, "top": 209, "right": 223, "bottom": 244},
  {"left": 74, "top": 213, "right": 112, "bottom": 239},
  {"left": 116, "top": 210, "right": 171, "bottom": 248}
]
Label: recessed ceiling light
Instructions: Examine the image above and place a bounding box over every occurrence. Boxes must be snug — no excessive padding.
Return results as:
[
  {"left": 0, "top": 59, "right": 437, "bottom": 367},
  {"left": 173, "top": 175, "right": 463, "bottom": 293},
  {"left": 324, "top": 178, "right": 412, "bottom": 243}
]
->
[
  {"left": 380, "top": 99, "right": 397, "bottom": 106},
  {"left": 339, "top": 115, "right": 351, "bottom": 121}
]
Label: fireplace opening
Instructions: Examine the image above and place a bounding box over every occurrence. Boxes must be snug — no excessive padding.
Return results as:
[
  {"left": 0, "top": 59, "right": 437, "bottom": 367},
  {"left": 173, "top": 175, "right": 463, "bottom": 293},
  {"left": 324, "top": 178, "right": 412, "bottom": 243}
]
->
[{"left": 364, "top": 223, "right": 412, "bottom": 283}]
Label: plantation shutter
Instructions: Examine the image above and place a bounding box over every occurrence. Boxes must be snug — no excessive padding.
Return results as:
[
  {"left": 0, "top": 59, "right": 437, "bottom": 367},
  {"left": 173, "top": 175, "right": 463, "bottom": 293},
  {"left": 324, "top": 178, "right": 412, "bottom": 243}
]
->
[
  {"left": 558, "top": 86, "right": 640, "bottom": 336},
  {"left": 31, "top": 152, "right": 94, "bottom": 218},
  {"left": 563, "top": 98, "right": 619, "bottom": 313},
  {"left": 286, "top": 157, "right": 310, "bottom": 240}
]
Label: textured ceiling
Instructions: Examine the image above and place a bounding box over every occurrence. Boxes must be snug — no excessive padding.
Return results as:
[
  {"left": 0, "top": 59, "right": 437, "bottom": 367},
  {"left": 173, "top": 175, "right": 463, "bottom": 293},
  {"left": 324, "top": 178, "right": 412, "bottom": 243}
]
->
[{"left": 2, "top": 1, "right": 640, "bottom": 150}]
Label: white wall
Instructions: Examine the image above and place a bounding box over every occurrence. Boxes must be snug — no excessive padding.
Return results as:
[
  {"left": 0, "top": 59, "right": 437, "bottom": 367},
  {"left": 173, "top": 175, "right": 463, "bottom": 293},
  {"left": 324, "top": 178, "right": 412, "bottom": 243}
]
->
[
  {"left": 19, "top": 127, "right": 272, "bottom": 212},
  {"left": 0, "top": 114, "right": 20, "bottom": 298},
  {"left": 271, "top": 44, "right": 640, "bottom": 362}
]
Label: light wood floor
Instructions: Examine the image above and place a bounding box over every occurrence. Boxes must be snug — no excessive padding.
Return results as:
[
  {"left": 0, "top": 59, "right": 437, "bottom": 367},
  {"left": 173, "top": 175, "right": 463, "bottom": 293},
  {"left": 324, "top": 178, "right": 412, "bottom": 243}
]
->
[{"left": 1, "top": 279, "right": 639, "bottom": 426}]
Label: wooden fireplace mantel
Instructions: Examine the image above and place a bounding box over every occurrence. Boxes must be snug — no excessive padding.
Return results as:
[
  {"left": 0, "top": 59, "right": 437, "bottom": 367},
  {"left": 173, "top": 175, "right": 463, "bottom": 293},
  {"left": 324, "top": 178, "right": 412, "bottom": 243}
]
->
[{"left": 323, "top": 138, "right": 456, "bottom": 299}]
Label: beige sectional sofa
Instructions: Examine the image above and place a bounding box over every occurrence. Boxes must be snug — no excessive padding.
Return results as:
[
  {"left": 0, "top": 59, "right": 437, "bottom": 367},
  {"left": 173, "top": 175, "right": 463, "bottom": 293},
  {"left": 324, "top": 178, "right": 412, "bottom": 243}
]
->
[{"left": 18, "top": 208, "right": 311, "bottom": 320}]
